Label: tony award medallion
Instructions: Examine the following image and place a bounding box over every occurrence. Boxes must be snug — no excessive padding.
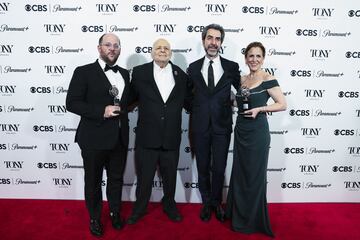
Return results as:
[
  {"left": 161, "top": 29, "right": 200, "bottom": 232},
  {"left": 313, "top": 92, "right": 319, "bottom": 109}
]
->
[
  {"left": 239, "top": 86, "right": 251, "bottom": 115},
  {"left": 109, "top": 85, "right": 121, "bottom": 114}
]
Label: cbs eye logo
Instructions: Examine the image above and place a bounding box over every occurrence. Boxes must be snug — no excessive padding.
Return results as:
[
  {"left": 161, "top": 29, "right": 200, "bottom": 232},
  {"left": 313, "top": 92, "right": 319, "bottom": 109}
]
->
[
  {"left": 348, "top": 10, "right": 360, "bottom": 17},
  {"left": 187, "top": 26, "right": 194, "bottom": 32},
  {"left": 184, "top": 147, "right": 191, "bottom": 153},
  {"left": 338, "top": 91, "right": 359, "bottom": 98}
]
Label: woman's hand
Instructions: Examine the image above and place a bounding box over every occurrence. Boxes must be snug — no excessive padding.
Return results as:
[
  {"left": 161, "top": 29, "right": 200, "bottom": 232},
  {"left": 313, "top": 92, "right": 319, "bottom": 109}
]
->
[{"left": 244, "top": 107, "right": 263, "bottom": 119}]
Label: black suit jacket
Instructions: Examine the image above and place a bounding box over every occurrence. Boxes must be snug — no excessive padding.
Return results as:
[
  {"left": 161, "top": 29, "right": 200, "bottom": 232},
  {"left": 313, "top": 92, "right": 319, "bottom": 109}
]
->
[
  {"left": 188, "top": 56, "right": 240, "bottom": 134},
  {"left": 129, "top": 61, "right": 191, "bottom": 150},
  {"left": 66, "top": 60, "right": 130, "bottom": 150}
]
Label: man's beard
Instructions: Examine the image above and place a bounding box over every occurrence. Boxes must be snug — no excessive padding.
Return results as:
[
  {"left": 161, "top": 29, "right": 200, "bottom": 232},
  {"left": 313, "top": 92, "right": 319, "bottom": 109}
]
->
[
  {"left": 205, "top": 45, "right": 219, "bottom": 57},
  {"left": 102, "top": 53, "right": 119, "bottom": 66}
]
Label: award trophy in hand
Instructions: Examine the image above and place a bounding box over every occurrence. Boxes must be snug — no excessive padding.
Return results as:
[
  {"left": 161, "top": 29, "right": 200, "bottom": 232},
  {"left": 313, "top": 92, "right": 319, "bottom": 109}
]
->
[
  {"left": 239, "top": 87, "right": 251, "bottom": 115},
  {"left": 109, "top": 85, "right": 121, "bottom": 114}
]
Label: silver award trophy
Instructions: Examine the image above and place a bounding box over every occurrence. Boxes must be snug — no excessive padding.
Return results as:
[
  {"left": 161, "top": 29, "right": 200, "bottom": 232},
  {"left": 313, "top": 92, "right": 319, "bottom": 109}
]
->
[
  {"left": 239, "top": 86, "right": 251, "bottom": 115},
  {"left": 109, "top": 85, "right": 121, "bottom": 114}
]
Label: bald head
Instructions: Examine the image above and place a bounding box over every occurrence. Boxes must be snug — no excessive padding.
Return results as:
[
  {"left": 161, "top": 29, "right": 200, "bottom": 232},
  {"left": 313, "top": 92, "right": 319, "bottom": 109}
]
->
[
  {"left": 151, "top": 38, "right": 172, "bottom": 68},
  {"left": 97, "top": 33, "right": 121, "bottom": 65}
]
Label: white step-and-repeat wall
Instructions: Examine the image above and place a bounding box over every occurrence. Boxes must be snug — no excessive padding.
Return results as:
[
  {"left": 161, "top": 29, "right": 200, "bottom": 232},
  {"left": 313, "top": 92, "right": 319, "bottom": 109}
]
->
[{"left": 1, "top": 1, "right": 359, "bottom": 202}]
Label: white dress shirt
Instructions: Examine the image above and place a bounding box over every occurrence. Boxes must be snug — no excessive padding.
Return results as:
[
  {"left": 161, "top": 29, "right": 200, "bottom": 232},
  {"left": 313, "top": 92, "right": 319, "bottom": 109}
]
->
[
  {"left": 153, "top": 62, "right": 175, "bottom": 102},
  {"left": 201, "top": 55, "right": 224, "bottom": 87},
  {"left": 98, "top": 58, "right": 125, "bottom": 99}
]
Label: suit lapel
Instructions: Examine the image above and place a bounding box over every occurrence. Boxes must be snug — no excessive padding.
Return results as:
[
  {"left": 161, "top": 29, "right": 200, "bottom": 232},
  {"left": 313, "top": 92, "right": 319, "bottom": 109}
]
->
[
  {"left": 213, "top": 56, "right": 230, "bottom": 92},
  {"left": 166, "top": 61, "right": 179, "bottom": 103},
  {"left": 148, "top": 62, "right": 165, "bottom": 103},
  {"left": 193, "top": 57, "right": 212, "bottom": 95}
]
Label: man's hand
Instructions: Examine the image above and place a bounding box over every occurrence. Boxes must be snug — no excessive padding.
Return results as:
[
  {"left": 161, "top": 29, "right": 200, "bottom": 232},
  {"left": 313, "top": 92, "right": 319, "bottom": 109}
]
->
[{"left": 104, "top": 105, "right": 121, "bottom": 118}]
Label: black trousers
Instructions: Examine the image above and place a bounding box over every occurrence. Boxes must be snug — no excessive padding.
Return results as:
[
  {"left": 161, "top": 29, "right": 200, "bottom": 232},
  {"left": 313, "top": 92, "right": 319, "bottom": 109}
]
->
[
  {"left": 192, "top": 131, "right": 231, "bottom": 206},
  {"left": 81, "top": 139, "right": 127, "bottom": 220},
  {"left": 131, "top": 146, "right": 179, "bottom": 215}
]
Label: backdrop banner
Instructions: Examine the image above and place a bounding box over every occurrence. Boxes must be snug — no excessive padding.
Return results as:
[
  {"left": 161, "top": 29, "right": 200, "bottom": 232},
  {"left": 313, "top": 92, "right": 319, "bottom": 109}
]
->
[{"left": 1, "top": 0, "right": 359, "bottom": 202}]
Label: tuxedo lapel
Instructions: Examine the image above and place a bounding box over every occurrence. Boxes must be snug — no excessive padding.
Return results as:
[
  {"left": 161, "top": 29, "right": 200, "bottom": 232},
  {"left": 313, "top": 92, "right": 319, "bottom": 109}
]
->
[{"left": 93, "top": 60, "right": 112, "bottom": 92}]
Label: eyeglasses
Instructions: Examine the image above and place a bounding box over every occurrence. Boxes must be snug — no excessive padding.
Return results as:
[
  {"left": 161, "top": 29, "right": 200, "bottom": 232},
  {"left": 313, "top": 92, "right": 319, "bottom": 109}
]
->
[{"left": 100, "top": 42, "right": 121, "bottom": 50}]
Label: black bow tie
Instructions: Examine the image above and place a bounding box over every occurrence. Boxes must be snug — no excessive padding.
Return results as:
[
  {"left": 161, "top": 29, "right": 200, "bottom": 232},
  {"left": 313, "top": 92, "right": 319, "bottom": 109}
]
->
[{"left": 104, "top": 64, "right": 119, "bottom": 73}]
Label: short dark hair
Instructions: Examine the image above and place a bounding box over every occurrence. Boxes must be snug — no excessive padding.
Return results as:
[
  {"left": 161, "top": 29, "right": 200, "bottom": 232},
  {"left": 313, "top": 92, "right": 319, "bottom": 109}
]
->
[
  {"left": 202, "top": 24, "right": 225, "bottom": 43},
  {"left": 98, "top": 34, "right": 106, "bottom": 45},
  {"left": 244, "top": 42, "right": 266, "bottom": 57}
]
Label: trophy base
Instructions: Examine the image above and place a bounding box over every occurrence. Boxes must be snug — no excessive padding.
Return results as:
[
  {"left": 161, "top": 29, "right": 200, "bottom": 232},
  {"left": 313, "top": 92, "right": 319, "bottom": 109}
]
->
[{"left": 239, "top": 112, "right": 252, "bottom": 116}]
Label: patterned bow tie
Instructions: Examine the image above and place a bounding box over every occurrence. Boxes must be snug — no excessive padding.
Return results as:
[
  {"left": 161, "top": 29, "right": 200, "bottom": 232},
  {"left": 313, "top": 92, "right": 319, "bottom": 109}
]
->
[{"left": 104, "top": 64, "right": 119, "bottom": 73}]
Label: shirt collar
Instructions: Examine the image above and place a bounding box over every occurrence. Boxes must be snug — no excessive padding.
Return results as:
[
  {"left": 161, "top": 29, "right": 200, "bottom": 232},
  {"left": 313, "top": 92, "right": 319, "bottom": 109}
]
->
[
  {"left": 204, "top": 55, "right": 221, "bottom": 66},
  {"left": 153, "top": 61, "right": 171, "bottom": 73},
  {"left": 98, "top": 58, "right": 117, "bottom": 71}
]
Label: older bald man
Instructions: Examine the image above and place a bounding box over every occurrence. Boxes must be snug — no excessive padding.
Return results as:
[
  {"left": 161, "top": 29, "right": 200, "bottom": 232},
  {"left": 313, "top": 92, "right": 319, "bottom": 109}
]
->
[{"left": 127, "top": 38, "right": 192, "bottom": 224}]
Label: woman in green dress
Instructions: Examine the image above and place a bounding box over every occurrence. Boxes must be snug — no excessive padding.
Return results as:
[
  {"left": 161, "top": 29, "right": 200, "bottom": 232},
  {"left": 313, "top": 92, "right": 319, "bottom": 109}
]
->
[{"left": 226, "top": 42, "right": 287, "bottom": 237}]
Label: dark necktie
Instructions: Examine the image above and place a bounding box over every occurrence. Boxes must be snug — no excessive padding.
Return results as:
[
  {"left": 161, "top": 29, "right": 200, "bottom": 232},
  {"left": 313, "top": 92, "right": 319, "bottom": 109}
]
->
[
  {"left": 208, "top": 60, "right": 214, "bottom": 91},
  {"left": 104, "top": 64, "right": 119, "bottom": 73}
]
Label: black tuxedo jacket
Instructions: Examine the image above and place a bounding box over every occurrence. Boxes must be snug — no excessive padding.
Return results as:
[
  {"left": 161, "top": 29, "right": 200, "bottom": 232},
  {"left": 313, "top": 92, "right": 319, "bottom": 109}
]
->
[
  {"left": 129, "top": 61, "right": 191, "bottom": 150},
  {"left": 66, "top": 60, "right": 130, "bottom": 150},
  {"left": 187, "top": 56, "right": 240, "bottom": 134}
]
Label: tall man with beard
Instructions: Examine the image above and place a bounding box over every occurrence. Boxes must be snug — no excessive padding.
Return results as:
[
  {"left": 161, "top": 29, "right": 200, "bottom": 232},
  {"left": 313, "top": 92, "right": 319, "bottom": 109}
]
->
[
  {"left": 187, "top": 24, "right": 240, "bottom": 222},
  {"left": 66, "top": 33, "right": 130, "bottom": 236}
]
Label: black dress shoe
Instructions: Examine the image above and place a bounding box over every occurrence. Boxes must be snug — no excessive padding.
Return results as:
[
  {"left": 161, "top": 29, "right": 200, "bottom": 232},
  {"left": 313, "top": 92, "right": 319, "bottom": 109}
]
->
[
  {"left": 200, "top": 205, "right": 211, "bottom": 222},
  {"left": 164, "top": 208, "right": 182, "bottom": 222},
  {"left": 214, "top": 205, "right": 225, "bottom": 222},
  {"left": 89, "top": 219, "right": 103, "bottom": 237},
  {"left": 110, "top": 212, "right": 124, "bottom": 230},
  {"left": 126, "top": 213, "right": 144, "bottom": 225}
]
